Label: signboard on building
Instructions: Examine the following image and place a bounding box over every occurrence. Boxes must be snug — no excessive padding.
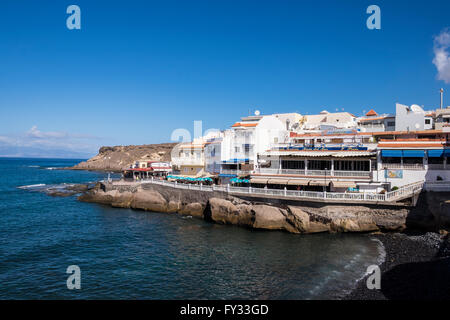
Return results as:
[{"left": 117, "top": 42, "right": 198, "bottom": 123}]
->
[{"left": 385, "top": 169, "right": 403, "bottom": 179}]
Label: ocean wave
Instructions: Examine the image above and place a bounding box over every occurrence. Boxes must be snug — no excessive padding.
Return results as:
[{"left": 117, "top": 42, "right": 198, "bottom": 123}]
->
[
  {"left": 371, "top": 238, "right": 387, "bottom": 267},
  {"left": 27, "top": 165, "right": 40, "bottom": 168},
  {"left": 17, "top": 184, "right": 46, "bottom": 189}
]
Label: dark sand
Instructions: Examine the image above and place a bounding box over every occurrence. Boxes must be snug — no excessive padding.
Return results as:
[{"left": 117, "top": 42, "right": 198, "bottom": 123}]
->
[{"left": 344, "top": 232, "right": 450, "bottom": 300}]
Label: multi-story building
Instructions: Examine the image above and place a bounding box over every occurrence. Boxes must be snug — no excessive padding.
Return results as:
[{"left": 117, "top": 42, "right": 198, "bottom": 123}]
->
[
  {"left": 358, "top": 109, "right": 395, "bottom": 132},
  {"left": 395, "top": 103, "right": 434, "bottom": 132},
  {"left": 434, "top": 106, "right": 450, "bottom": 131},
  {"left": 250, "top": 128, "right": 450, "bottom": 193},
  {"left": 299, "top": 110, "right": 357, "bottom": 131}
]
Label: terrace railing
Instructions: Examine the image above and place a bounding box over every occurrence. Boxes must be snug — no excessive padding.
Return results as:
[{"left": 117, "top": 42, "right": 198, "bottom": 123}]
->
[
  {"left": 256, "top": 168, "right": 371, "bottom": 178},
  {"left": 113, "top": 178, "right": 424, "bottom": 204}
]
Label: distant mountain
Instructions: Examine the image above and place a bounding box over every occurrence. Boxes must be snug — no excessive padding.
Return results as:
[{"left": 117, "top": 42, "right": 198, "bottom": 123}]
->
[{"left": 0, "top": 145, "right": 95, "bottom": 159}]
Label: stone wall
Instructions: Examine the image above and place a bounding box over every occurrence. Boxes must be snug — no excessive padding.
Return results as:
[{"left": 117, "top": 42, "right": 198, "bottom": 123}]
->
[{"left": 78, "top": 182, "right": 450, "bottom": 234}]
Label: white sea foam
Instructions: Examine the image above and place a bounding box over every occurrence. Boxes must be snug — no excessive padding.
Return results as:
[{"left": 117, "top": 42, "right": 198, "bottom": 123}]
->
[
  {"left": 18, "top": 184, "right": 46, "bottom": 189},
  {"left": 27, "top": 165, "right": 40, "bottom": 168}
]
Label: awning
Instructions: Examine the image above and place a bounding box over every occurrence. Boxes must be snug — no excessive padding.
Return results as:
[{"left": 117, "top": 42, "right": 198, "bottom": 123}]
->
[
  {"left": 381, "top": 150, "right": 402, "bottom": 157},
  {"left": 331, "top": 181, "right": 357, "bottom": 188},
  {"left": 334, "top": 151, "right": 376, "bottom": 157},
  {"left": 250, "top": 178, "right": 268, "bottom": 184},
  {"left": 287, "top": 179, "right": 310, "bottom": 186},
  {"left": 267, "top": 178, "right": 289, "bottom": 185},
  {"left": 428, "top": 149, "right": 444, "bottom": 157},
  {"left": 402, "top": 150, "right": 425, "bottom": 157},
  {"left": 308, "top": 180, "right": 331, "bottom": 186},
  {"left": 444, "top": 149, "right": 450, "bottom": 157}
]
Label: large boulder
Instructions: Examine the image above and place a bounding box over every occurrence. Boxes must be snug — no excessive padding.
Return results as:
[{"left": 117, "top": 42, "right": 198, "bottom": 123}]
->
[
  {"left": 286, "top": 206, "right": 311, "bottom": 233},
  {"left": 179, "top": 202, "right": 204, "bottom": 218},
  {"left": 130, "top": 189, "right": 168, "bottom": 212},
  {"left": 252, "top": 205, "right": 298, "bottom": 233},
  {"left": 209, "top": 198, "right": 240, "bottom": 225}
]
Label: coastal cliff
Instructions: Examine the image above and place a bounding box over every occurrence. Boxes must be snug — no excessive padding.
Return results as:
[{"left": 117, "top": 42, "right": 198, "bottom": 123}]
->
[
  {"left": 78, "top": 182, "right": 450, "bottom": 234},
  {"left": 71, "top": 143, "right": 177, "bottom": 172}
]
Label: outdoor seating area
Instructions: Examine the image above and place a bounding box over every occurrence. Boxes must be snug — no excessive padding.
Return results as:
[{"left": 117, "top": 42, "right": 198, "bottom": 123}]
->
[{"left": 166, "top": 175, "right": 213, "bottom": 184}]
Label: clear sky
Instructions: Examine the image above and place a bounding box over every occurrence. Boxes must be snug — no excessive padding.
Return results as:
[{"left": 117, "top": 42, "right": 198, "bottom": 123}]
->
[{"left": 0, "top": 0, "right": 449, "bottom": 158}]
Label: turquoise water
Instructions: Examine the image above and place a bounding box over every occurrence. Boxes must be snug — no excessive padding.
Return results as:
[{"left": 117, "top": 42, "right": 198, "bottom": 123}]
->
[{"left": 0, "top": 158, "right": 382, "bottom": 299}]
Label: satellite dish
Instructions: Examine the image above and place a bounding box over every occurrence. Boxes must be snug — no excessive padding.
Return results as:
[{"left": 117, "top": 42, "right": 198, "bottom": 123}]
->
[
  {"left": 254, "top": 110, "right": 260, "bottom": 116},
  {"left": 411, "top": 104, "right": 424, "bottom": 113}
]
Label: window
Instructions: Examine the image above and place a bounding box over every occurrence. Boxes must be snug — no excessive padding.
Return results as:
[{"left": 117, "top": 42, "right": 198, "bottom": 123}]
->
[
  {"left": 334, "top": 160, "right": 370, "bottom": 171},
  {"left": 403, "top": 157, "right": 423, "bottom": 164},
  {"left": 428, "top": 157, "right": 444, "bottom": 164},
  {"left": 281, "top": 160, "right": 305, "bottom": 170},
  {"left": 235, "top": 146, "right": 240, "bottom": 152},
  {"left": 382, "top": 157, "right": 401, "bottom": 164},
  {"left": 387, "top": 121, "right": 395, "bottom": 127},
  {"left": 425, "top": 119, "right": 431, "bottom": 125},
  {"left": 308, "top": 160, "right": 332, "bottom": 170}
]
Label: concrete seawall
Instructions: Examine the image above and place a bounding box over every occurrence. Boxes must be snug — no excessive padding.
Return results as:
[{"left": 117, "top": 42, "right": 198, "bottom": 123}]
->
[{"left": 78, "top": 182, "right": 450, "bottom": 234}]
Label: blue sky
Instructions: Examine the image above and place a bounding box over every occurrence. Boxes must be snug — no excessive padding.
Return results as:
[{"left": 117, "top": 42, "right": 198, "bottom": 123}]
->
[{"left": 0, "top": 0, "right": 449, "bottom": 158}]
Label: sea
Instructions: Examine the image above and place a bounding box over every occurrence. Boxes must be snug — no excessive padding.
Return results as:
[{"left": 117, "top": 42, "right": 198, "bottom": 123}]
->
[{"left": 0, "top": 158, "right": 384, "bottom": 299}]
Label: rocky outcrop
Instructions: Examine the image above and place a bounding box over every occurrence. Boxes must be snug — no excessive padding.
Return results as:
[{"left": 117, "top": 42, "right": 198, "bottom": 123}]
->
[
  {"left": 70, "top": 143, "right": 177, "bottom": 172},
  {"left": 78, "top": 182, "right": 449, "bottom": 234}
]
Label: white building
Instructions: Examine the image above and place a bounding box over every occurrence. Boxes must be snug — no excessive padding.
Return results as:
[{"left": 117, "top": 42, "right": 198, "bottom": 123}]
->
[
  {"left": 358, "top": 109, "right": 395, "bottom": 132},
  {"left": 300, "top": 110, "right": 357, "bottom": 131},
  {"left": 395, "top": 103, "right": 434, "bottom": 132}
]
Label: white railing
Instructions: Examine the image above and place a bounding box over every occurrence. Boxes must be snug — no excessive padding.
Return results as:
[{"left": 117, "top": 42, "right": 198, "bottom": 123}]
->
[
  {"left": 384, "top": 181, "right": 424, "bottom": 201},
  {"left": 113, "top": 178, "right": 424, "bottom": 203},
  {"left": 256, "top": 168, "right": 371, "bottom": 177},
  {"left": 382, "top": 163, "right": 424, "bottom": 170},
  {"left": 219, "top": 169, "right": 251, "bottom": 175}
]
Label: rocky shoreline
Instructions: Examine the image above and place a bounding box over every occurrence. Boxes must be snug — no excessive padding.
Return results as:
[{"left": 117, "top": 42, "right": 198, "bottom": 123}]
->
[
  {"left": 344, "top": 231, "right": 450, "bottom": 300},
  {"left": 77, "top": 181, "right": 450, "bottom": 234}
]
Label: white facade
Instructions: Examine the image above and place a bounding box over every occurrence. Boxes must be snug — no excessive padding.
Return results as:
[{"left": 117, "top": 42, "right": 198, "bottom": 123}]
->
[
  {"left": 395, "top": 103, "right": 434, "bottom": 132},
  {"left": 222, "top": 115, "right": 287, "bottom": 166},
  {"left": 301, "top": 111, "right": 357, "bottom": 131}
]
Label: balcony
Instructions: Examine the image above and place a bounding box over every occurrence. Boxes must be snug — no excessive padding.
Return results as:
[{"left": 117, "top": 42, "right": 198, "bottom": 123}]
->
[
  {"left": 381, "top": 163, "right": 424, "bottom": 170},
  {"left": 255, "top": 168, "right": 371, "bottom": 178},
  {"left": 220, "top": 169, "right": 251, "bottom": 175},
  {"left": 172, "top": 158, "right": 204, "bottom": 166}
]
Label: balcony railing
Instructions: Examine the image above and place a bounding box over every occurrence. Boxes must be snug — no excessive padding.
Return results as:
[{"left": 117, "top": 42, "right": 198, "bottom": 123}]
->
[
  {"left": 382, "top": 163, "right": 424, "bottom": 170},
  {"left": 256, "top": 168, "right": 371, "bottom": 178},
  {"left": 220, "top": 169, "right": 251, "bottom": 175}
]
